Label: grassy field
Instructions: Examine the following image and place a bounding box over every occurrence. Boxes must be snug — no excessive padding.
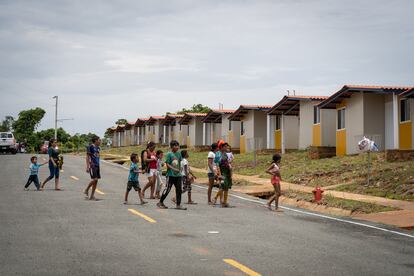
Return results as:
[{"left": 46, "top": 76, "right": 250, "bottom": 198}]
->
[{"left": 101, "top": 146, "right": 414, "bottom": 201}]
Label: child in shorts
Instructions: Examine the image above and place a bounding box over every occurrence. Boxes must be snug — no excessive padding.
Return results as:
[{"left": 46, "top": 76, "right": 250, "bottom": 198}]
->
[
  {"left": 24, "top": 156, "right": 47, "bottom": 191},
  {"left": 181, "top": 150, "right": 197, "bottom": 204},
  {"left": 124, "top": 153, "right": 147, "bottom": 205},
  {"left": 155, "top": 150, "right": 164, "bottom": 199},
  {"left": 266, "top": 153, "right": 283, "bottom": 212}
]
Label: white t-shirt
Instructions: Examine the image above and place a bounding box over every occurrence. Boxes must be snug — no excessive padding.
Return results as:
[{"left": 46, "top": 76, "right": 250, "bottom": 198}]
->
[
  {"left": 181, "top": 158, "right": 189, "bottom": 176},
  {"left": 207, "top": 151, "right": 216, "bottom": 173}
]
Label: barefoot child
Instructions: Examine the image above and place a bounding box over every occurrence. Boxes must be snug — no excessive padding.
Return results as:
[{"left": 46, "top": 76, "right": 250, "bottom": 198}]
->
[
  {"left": 180, "top": 150, "right": 197, "bottom": 204},
  {"left": 124, "top": 153, "right": 147, "bottom": 205},
  {"left": 24, "top": 156, "right": 47, "bottom": 191},
  {"left": 157, "top": 140, "right": 186, "bottom": 210},
  {"left": 155, "top": 150, "right": 164, "bottom": 199},
  {"left": 266, "top": 153, "right": 283, "bottom": 212}
]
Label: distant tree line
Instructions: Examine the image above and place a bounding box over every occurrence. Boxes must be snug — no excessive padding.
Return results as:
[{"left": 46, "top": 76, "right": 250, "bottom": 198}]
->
[{"left": 0, "top": 107, "right": 99, "bottom": 153}]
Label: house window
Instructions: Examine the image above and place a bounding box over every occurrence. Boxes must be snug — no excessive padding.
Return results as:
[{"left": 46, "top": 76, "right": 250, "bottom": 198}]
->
[
  {"left": 187, "top": 125, "right": 190, "bottom": 136},
  {"left": 152, "top": 126, "right": 155, "bottom": 134},
  {"left": 179, "top": 124, "right": 182, "bottom": 131},
  {"left": 241, "top": 121, "right": 245, "bottom": 135},
  {"left": 229, "top": 121, "right": 232, "bottom": 131},
  {"left": 170, "top": 125, "right": 174, "bottom": 132},
  {"left": 400, "top": 99, "right": 411, "bottom": 122},
  {"left": 337, "top": 108, "right": 345, "bottom": 130},
  {"left": 275, "top": 116, "right": 281, "bottom": 130},
  {"left": 313, "top": 106, "right": 320, "bottom": 124}
]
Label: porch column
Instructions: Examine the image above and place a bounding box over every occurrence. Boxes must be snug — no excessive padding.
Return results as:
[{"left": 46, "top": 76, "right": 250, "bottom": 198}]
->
[
  {"left": 393, "top": 94, "right": 399, "bottom": 149},
  {"left": 266, "top": 115, "right": 271, "bottom": 149},
  {"left": 203, "top": 123, "right": 206, "bottom": 145},
  {"left": 281, "top": 114, "right": 286, "bottom": 154},
  {"left": 163, "top": 125, "right": 167, "bottom": 144}
]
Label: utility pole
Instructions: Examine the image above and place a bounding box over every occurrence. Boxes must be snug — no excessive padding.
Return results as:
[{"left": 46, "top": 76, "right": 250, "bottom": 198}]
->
[{"left": 53, "top": 96, "right": 58, "bottom": 140}]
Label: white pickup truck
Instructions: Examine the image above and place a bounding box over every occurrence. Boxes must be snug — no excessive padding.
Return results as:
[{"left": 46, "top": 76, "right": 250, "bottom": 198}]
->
[{"left": 0, "top": 132, "right": 17, "bottom": 154}]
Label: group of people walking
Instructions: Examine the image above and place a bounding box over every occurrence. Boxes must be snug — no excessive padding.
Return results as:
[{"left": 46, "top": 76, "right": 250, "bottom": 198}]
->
[{"left": 25, "top": 135, "right": 283, "bottom": 212}]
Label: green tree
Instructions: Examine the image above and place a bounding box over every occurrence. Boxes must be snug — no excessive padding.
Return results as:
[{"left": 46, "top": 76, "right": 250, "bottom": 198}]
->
[
  {"left": 177, "top": 104, "right": 211, "bottom": 114},
  {"left": 115, "top": 119, "right": 128, "bottom": 125},
  {"left": 0, "top": 116, "right": 15, "bottom": 132},
  {"left": 13, "top": 108, "right": 45, "bottom": 142}
]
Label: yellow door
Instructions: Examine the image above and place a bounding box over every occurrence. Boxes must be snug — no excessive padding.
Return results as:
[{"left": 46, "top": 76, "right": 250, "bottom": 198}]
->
[
  {"left": 336, "top": 129, "right": 346, "bottom": 156},
  {"left": 275, "top": 130, "right": 281, "bottom": 150},
  {"left": 312, "top": 124, "right": 321, "bottom": 147},
  {"left": 399, "top": 121, "right": 412, "bottom": 149},
  {"left": 240, "top": 135, "right": 246, "bottom": 154}
]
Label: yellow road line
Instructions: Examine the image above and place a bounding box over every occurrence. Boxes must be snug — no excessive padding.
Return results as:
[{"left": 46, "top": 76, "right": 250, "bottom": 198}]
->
[
  {"left": 223, "top": 259, "right": 261, "bottom": 276},
  {"left": 128, "top": 208, "right": 157, "bottom": 223},
  {"left": 95, "top": 188, "right": 105, "bottom": 195},
  {"left": 70, "top": 176, "right": 79, "bottom": 180}
]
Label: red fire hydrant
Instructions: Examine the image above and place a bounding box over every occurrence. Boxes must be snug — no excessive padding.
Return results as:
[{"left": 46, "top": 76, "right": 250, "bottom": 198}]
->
[{"left": 313, "top": 186, "right": 324, "bottom": 203}]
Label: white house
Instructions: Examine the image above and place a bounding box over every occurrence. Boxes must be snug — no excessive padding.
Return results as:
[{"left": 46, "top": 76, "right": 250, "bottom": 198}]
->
[
  {"left": 318, "top": 85, "right": 413, "bottom": 156},
  {"left": 202, "top": 109, "right": 240, "bottom": 147},
  {"left": 228, "top": 105, "right": 272, "bottom": 153}
]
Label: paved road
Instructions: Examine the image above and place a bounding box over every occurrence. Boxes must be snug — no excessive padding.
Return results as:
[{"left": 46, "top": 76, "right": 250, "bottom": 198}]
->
[{"left": 0, "top": 154, "right": 413, "bottom": 276}]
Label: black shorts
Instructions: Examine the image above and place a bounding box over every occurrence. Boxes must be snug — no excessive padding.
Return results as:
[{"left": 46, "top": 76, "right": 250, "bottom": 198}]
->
[
  {"left": 127, "top": 181, "right": 141, "bottom": 192},
  {"left": 90, "top": 166, "right": 101, "bottom": 179}
]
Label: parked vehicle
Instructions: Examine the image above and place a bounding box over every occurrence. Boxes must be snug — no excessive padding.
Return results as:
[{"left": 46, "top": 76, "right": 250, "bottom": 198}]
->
[{"left": 0, "top": 132, "right": 17, "bottom": 154}]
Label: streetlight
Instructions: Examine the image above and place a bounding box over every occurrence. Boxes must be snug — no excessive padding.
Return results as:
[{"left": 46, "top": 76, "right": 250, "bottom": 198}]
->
[
  {"left": 53, "top": 96, "right": 58, "bottom": 140},
  {"left": 52, "top": 96, "right": 74, "bottom": 141}
]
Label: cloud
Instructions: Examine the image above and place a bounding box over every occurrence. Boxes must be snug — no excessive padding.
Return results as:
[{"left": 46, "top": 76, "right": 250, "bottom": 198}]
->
[{"left": 0, "top": 0, "right": 413, "bottom": 136}]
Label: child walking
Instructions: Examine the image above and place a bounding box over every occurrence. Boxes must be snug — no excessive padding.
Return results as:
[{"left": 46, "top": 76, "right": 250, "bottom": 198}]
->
[
  {"left": 155, "top": 150, "right": 164, "bottom": 199},
  {"left": 266, "top": 154, "right": 283, "bottom": 212},
  {"left": 124, "top": 153, "right": 147, "bottom": 205},
  {"left": 180, "top": 150, "right": 197, "bottom": 204},
  {"left": 157, "top": 140, "right": 186, "bottom": 210},
  {"left": 25, "top": 156, "right": 47, "bottom": 191}
]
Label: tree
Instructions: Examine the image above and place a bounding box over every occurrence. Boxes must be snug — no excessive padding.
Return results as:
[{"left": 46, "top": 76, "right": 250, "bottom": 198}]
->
[
  {"left": 0, "top": 116, "right": 15, "bottom": 132},
  {"left": 115, "top": 119, "right": 128, "bottom": 125},
  {"left": 13, "top": 108, "right": 45, "bottom": 142},
  {"left": 177, "top": 104, "right": 211, "bottom": 114}
]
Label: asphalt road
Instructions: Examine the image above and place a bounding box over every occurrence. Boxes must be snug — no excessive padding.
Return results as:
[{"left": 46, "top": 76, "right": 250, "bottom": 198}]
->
[{"left": 0, "top": 154, "right": 413, "bottom": 276}]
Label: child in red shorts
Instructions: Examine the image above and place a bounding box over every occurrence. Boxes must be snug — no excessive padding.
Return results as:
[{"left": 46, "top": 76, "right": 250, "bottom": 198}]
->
[{"left": 266, "top": 154, "right": 283, "bottom": 212}]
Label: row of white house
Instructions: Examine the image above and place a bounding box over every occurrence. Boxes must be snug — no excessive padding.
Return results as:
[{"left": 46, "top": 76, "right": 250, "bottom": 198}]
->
[{"left": 107, "top": 85, "right": 414, "bottom": 156}]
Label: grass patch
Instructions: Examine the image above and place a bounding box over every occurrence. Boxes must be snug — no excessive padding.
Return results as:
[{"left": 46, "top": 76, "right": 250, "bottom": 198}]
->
[
  {"left": 283, "top": 190, "right": 400, "bottom": 214},
  {"left": 102, "top": 146, "right": 414, "bottom": 201}
]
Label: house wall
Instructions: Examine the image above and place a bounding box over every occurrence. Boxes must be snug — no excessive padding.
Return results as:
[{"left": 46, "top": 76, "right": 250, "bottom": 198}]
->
[
  {"left": 363, "top": 93, "right": 385, "bottom": 151},
  {"left": 253, "top": 110, "right": 268, "bottom": 150},
  {"left": 344, "top": 92, "right": 364, "bottom": 155},
  {"left": 299, "top": 101, "right": 314, "bottom": 149},
  {"left": 204, "top": 123, "right": 212, "bottom": 145},
  {"left": 213, "top": 123, "right": 222, "bottom": 143},
  {"left": 284, "top": 115, "right": 299, "bottom": 150},
  {"left": 222, "top": 114, "right": 240, "bottom": 148},
  {"left": 384, "top": 95, "right": 396, "bottom": 150},
  {"left": 321, "top": 109, "right": 336, "bottom": 147},
  {"left": 113, "top": 132, "right": 118, "bottom": 147},
  {"left": 119, "top": 131, "right": 125, "bottom": 147},
  {"left": 177, "top": 123, "right": 189, "bottom": 146},
  {"left": 268, "top": 115, "right": 277, "bottom": 149}
]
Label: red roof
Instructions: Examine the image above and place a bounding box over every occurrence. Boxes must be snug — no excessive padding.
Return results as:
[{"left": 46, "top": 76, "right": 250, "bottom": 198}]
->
[
  {"left": 228, "top": 105, "right": 272, "bottom": 121},
  {"left": 402, "top": 87, "right": 414, "bottom": 98},
  {"left": 212, "top": 109, "right": 235, "bottom": 114},
  {"left": 319, "top": 84, "right": 413, "bottom": 109},
  {"left": 268, "top": 95, "right": 327, "bottom": 116}
]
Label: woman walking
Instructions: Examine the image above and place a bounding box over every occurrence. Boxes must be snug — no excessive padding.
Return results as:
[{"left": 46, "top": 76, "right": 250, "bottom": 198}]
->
[{"left": 41, "top": 138, "right": 61, "bottom": 190}]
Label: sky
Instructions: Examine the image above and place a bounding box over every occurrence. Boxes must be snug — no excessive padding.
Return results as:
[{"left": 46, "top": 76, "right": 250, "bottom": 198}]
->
[{"left": 1, "top": 0, "right": 413, "bottom": 136}]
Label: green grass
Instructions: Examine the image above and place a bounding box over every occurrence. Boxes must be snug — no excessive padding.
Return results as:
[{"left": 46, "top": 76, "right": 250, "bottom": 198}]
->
[
  {"left": 283, "top": 190, "right": 400, "bottom": 214},
  {"left": 102, "top": 146, "right": 414, "bottom": 201}
]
